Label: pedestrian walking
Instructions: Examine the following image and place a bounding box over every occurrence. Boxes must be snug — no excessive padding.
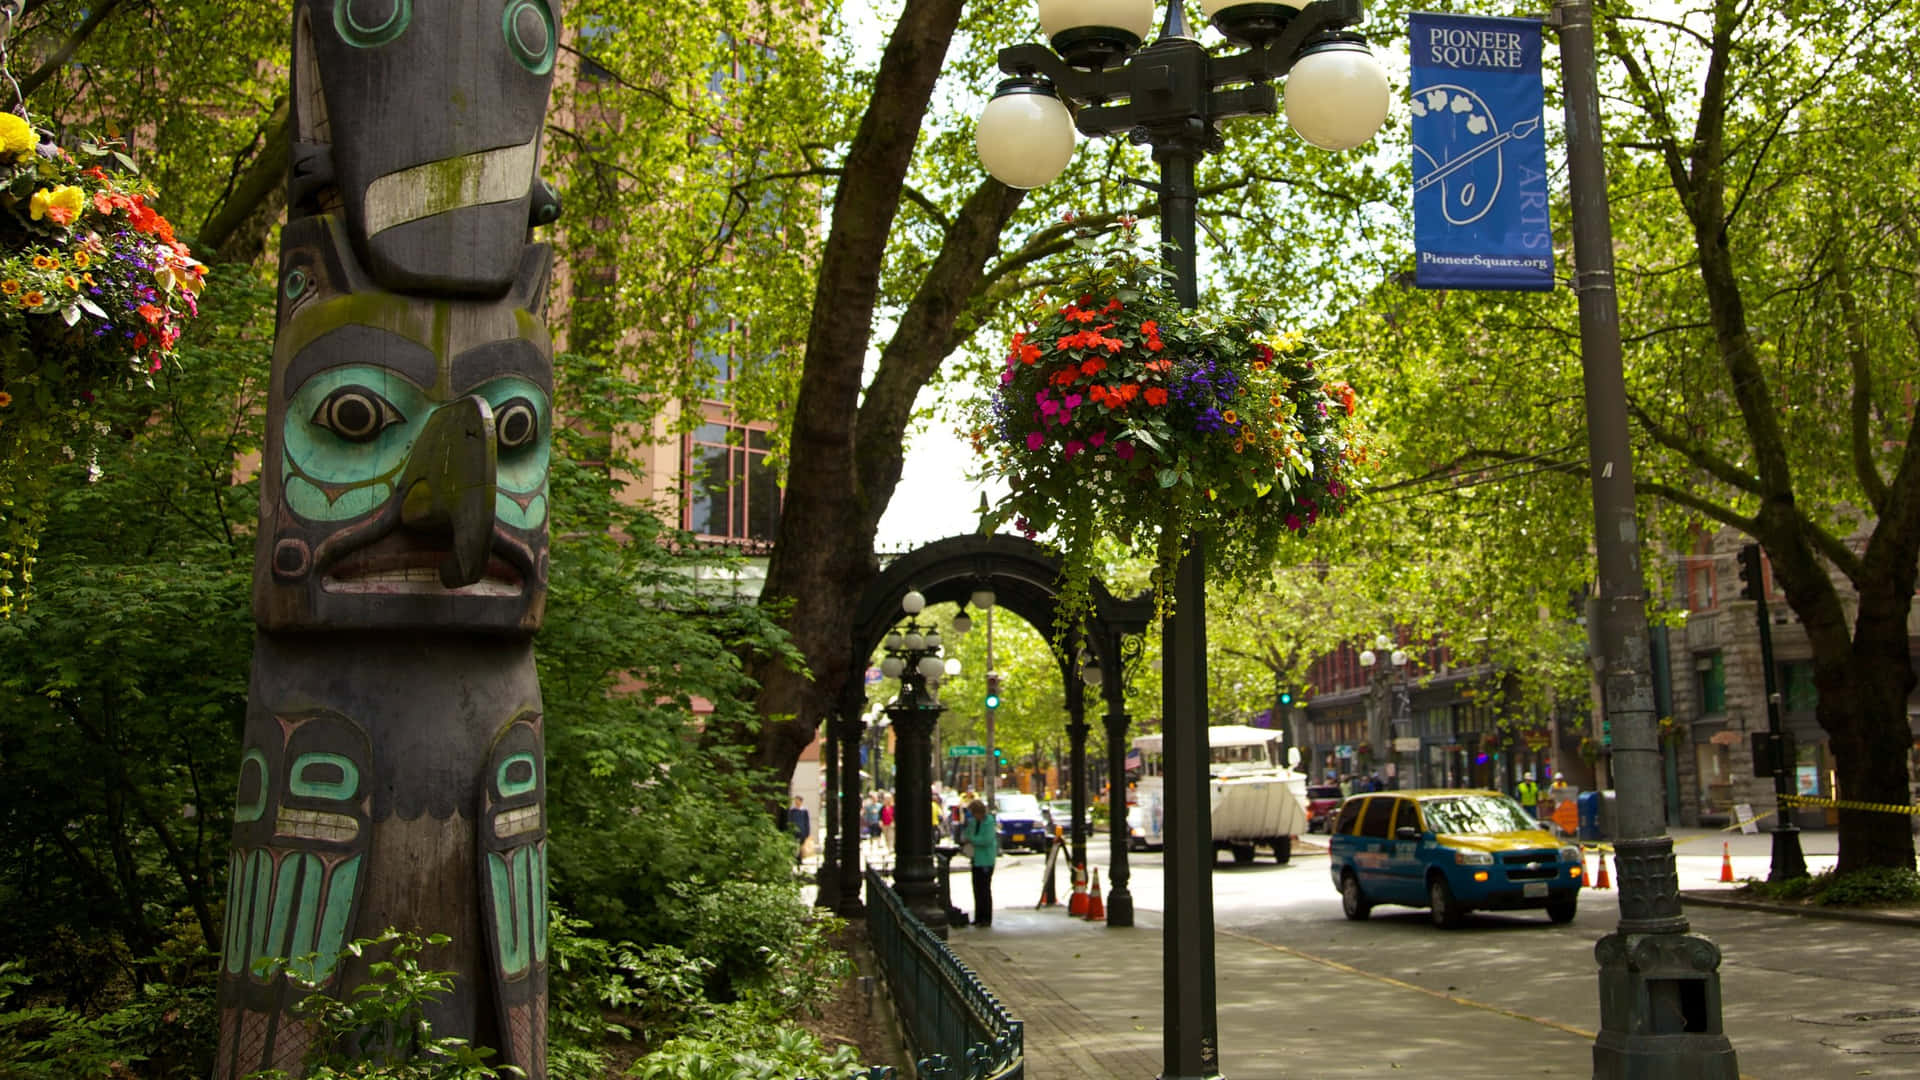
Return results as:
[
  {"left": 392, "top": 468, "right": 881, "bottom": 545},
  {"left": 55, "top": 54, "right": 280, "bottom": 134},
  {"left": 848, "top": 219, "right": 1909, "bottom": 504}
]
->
[
  {"left": 1516, "top": 774, "right": 1542, "bottom": 819},
  {"left": 862, "top": 794, "right": 881, "bottom": 845},
  {"left": 959, "top": 798, "right": 1000, "bottom": 927},
  {"left": 880, "top": 794, "right": 896, "bottom": 851},
  {"left": 786, "top": 795, "right": 811, "bottom": 864}
]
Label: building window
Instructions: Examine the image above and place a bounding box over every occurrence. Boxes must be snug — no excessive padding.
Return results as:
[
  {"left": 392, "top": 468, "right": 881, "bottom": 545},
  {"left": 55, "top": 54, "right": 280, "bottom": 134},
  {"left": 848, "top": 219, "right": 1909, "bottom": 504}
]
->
[
  {"left": 1685, "top": 557, "right": 1717, "bottom": 612},
  {"left": 684, "top": 422, "right": 780, "bottom": 543},
  {"left": 1781, "top": 661, "right": 1817, "bottom": 712},
  {"left": 1695, "top": 652, "right": 1726, "bottom": 715}
]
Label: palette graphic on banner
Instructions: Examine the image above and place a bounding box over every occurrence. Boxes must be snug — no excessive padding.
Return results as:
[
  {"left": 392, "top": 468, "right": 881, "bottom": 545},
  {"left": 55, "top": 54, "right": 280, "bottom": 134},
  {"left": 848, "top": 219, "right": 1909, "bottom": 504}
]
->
[{"left": 1410, "top": 12, "right": 1553, "bottom": 291}]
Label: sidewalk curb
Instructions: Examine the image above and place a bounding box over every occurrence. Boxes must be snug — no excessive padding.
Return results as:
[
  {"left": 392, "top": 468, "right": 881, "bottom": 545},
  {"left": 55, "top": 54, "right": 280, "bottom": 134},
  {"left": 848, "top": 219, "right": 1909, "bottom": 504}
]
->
[{"left": 1681, "top": 889, "right": 1920, "bottom": 929}]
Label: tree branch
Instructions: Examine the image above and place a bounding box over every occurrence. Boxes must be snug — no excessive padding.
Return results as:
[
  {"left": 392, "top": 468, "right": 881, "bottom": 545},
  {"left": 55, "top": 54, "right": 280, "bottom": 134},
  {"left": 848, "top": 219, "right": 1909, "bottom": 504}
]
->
[
  {"left": 17, "top": 0, "right": 125, "bottom": 99},
  {"left": 1833, "top": 244, "right": 1890, "bottom": 515},
  {"left": 194, "top": 101, "right": 288, "bottom": 265},
  {"left": 1625, "top": 397, "right": 1761, "bottom": 495}
]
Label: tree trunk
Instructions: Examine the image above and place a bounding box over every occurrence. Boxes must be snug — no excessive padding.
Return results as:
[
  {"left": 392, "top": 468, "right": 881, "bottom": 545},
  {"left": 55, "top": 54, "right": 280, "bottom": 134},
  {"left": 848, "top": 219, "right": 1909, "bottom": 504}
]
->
[{"left": 743, "top": 0, "right": 1029, "bottom": 784}]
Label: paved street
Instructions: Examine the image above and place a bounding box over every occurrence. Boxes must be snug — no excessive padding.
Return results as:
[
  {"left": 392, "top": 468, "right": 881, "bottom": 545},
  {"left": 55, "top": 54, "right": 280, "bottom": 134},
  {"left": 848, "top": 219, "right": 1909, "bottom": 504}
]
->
[{"left": 908, "top": 827, "right": 1920, "bottom": 1078}]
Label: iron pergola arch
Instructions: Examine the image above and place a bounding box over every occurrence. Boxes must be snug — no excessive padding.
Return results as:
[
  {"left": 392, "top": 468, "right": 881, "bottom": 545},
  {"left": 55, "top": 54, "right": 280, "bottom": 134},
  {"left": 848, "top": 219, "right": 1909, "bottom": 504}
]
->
[{"left": 821, "top": 534, "right": 1153, "bottom": 930}]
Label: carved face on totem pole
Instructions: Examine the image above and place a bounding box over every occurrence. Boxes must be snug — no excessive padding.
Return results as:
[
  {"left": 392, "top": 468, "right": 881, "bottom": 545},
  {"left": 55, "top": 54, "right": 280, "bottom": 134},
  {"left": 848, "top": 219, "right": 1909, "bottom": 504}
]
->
[
  {"left": 260, "top": 0, "right": 565, "bottom": 634},
  {"left": 290, "top": 0, "right": 563, "bottom": 296},
  {"left": 253, "top": 214, "right": 553, "bottom": 634}
]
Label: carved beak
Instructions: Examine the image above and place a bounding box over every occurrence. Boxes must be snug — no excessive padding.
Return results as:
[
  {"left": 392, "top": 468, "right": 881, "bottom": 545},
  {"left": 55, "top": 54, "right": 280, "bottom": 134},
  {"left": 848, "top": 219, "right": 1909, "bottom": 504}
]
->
[{"left": 398, "top": 396, "right": 497, "bottom": 588}]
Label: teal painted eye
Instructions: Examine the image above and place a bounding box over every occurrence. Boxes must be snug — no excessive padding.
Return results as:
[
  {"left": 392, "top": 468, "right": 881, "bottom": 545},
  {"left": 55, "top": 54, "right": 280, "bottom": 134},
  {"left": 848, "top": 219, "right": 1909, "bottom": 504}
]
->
[
  {"left": 311, "top": 386, "right": 405, "bottom": 443},
  {"left": 336, "top": 0, "right": 410, "bottom": 48},
  {"left": 284, "top": 268, "right": 308, "bottom": 300},
  {"left": 495, "top": 397, "right": 539, "bottom": 451},
  {"left": 502, "top": 0, "right": 555, "bottom": 75}
]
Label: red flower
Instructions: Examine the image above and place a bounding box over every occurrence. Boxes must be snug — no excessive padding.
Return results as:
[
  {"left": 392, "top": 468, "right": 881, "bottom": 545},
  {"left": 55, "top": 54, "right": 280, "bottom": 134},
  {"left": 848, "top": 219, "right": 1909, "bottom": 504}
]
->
[
  {"left": 137, "top": 303, "right": 166, "bottom": 326},
  {"left": 1143, "top": 386, "right": 1169, "bottom": 406}
]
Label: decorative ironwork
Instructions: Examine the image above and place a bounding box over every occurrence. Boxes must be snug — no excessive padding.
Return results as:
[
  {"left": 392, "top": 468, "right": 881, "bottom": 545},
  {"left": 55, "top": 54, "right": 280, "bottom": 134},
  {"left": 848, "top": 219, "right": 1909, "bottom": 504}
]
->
[{"left": 865, "top": 870, "right": 1024, "bottom": 1080}]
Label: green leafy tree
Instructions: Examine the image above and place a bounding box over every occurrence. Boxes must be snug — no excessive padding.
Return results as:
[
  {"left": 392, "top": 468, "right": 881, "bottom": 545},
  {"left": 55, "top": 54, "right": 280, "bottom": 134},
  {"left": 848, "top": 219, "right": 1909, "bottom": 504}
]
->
[{"left": 1321, "top": 0, "right": 1920, "bottom": 869}]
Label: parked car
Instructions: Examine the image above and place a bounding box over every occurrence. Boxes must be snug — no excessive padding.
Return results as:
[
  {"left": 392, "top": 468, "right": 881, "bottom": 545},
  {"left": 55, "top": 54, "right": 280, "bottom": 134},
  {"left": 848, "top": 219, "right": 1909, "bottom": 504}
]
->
[
  {"left": 1305, "top": 785, "right": 1343, "bottom": 832},
  {"left": 1044, "top": 799, "right": 1094, "bottom": 838},
  {"left": 1327, "top": 789, "right": 1584, "bottom": 929},
  {"left": 993, "top": 791, "right": 1046, "bottom": 852}
]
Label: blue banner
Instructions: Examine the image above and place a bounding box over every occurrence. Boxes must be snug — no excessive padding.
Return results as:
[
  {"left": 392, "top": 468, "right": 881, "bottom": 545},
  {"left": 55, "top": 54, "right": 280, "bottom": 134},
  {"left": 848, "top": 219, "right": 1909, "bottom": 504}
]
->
[{"left": 1410, "top": 13, "right": 1552, "bottom": 291}]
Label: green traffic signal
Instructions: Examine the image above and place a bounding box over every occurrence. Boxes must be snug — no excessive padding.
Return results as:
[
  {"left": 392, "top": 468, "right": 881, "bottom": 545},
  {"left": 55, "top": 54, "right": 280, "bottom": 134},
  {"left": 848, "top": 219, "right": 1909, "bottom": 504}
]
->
[
  {"left": 985, "top": 692, "right": 1001, "bottom": 709},
  {"left": 1279, "top": 691, "right": 1293, "bottom": 706}
]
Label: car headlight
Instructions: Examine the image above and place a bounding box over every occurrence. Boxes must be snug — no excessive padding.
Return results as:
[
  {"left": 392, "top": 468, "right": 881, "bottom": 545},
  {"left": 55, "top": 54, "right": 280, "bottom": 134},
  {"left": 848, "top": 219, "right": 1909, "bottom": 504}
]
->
[
  {"left": 1453, "top": 850, "right": 1494, "bottom": 866},
  {"left": 1560, "top": 846, "right": 1582, "bottom": 864}
]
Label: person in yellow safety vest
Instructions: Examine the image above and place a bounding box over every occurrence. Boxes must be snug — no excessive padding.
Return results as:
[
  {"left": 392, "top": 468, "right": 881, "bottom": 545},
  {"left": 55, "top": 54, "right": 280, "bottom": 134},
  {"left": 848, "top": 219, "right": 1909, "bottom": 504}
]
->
[{"left": 1516, "top": 775, "right": 1542, "bottom": 820}]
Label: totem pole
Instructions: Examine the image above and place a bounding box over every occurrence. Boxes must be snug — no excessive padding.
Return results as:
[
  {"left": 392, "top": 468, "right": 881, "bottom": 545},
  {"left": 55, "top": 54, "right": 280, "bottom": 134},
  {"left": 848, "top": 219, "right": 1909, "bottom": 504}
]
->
[{"left": 214, "top": 2, "right": 563, "bottom": 1076}]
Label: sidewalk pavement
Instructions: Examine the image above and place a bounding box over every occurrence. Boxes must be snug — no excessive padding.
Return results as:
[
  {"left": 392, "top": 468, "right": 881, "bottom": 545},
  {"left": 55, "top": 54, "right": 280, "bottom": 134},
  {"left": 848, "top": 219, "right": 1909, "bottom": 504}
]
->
[
  {"left": 945, "top": 903, "right": 1608, "bottom": 1078},
  {"left": 936, "top": 824, "right": 1916, "bottom": 1078}
]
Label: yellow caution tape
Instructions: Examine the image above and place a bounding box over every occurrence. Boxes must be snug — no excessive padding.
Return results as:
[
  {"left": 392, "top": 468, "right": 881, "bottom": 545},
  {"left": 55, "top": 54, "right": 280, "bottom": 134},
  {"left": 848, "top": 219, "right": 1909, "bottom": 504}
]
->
[{"left": 1780, "top": 792, "right": 1920, "bottom": 816}]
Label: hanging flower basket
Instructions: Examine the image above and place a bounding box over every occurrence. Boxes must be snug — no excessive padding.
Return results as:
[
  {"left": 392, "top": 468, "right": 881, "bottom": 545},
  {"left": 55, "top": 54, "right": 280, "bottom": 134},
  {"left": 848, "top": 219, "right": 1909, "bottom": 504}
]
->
[
  {"left": 970, "top": 226, "right": 1364, "bottom": 627},
  {"left": 0, "top": 110, "right": 206, "bottom": 615}
]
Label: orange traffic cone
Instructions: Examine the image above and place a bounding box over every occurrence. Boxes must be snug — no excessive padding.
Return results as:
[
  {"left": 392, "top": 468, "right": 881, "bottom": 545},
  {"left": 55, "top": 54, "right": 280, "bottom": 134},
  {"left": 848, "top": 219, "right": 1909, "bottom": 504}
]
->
[
  {"left": 1594, "top": 849, "right": 1611, "bottom": 890},
  {"left": 1582, "top": 846, "right": 1593, "bottom": 886},
  {"left": 1068, "top": 862, "right": 1089, "bottom": 916},
  {"left": 1719, "top": 841, "right": 1735, "bottom": 883},
  {"left": 1085, "top": 868, "right": 1105, "bottom": 921}
]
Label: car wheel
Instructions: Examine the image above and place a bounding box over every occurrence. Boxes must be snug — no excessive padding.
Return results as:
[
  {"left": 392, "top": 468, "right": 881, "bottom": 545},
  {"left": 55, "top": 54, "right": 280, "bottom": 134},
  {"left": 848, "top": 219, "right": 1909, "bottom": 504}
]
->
[
  {"left": 1231, "top": 844, "right": 1256, "bottom": 865},
  {"left": 1547, "top": 898, "right": 1578, "bottom": 924},
  {"left": 1428, "top": 875, "right": 1465, "bottom": 929},
  {"left": 1340, "top": 871, "right": 1371, "bottom": 921},
  {"left": 1272, "top": 837, "right": 1292, "bottom": 865}
]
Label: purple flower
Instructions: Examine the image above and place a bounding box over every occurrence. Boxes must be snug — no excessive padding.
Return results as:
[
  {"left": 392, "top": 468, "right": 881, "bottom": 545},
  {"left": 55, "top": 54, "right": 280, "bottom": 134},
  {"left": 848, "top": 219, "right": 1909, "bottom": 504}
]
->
[
  {"left": 1064, "top": 439, "right": 1086, "bottom": 459},
  {"left": 1286, "top": 513, "right": 1302, "bottom": 531},
  {"left": 1000, "top": 369, "right": 1014, "bottom": 385},
  {"left": 1194, "top": 407, "right": 1225, "bottom": 434},
  {"left": 1115, "top": 441, "right": 1136, "bottom": 461},
  {"left": 1062, "top": 393, "right": 1082, "bottom": 409}
]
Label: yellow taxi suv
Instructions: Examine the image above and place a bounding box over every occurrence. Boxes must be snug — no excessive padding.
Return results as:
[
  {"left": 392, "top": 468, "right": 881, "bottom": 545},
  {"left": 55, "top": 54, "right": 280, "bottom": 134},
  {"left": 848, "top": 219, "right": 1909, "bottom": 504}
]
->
[{"left": 1327, "top": 789, "right": 1584, "bottom": 929}]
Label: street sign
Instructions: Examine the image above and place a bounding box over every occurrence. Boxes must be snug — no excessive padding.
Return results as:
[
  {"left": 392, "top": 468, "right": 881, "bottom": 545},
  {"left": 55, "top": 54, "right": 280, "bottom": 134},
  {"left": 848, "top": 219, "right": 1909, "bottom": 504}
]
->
[{"left": 948, "top": 745, "right": 987, "bottom": 757}]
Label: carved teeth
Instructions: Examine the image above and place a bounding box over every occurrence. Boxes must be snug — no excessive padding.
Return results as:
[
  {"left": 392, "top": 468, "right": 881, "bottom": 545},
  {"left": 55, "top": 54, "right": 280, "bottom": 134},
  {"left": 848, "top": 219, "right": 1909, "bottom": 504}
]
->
[
  {"left": 322, "top": 567, "right": 521, "bottom": 597},
  {"left": 276, "top": 807, "right": 359, "bottom": 842},
  {"left": 494, "top": 805, "right": 541, "bottom": 839}
]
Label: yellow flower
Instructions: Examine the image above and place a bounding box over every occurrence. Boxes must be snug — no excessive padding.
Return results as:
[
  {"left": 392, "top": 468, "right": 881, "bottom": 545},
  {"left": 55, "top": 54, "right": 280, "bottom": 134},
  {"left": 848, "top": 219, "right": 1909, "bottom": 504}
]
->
[
  {"left": 30, "top": 254, "right": 53, "bottom": 270},
  {"left": 0, "top": 112, "right": 31, "bottom": 156},
  {"left": 63, "top": 275, "right": 78, "bottom": 291},
  {"left": 21, "top": 290, "right": 44, "bottom": 307},
  {"left": 29, "top": 185, "right": 83, "bottom": 225},
  {"left": 0, "top": 280, "right": 17, "bottom": 296},
  {"left": 71, "top": 251, "right": 89, "bottom": 269},
  {"left": 0, "top": 390, "right": 12, "bottom": 408}
]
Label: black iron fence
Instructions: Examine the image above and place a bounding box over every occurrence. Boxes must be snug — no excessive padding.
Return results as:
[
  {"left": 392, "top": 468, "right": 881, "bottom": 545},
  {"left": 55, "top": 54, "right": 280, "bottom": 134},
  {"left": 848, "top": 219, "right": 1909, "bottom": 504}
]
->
[{"left": 864, "top": 869, "right": 1024, "bottom": 1080}]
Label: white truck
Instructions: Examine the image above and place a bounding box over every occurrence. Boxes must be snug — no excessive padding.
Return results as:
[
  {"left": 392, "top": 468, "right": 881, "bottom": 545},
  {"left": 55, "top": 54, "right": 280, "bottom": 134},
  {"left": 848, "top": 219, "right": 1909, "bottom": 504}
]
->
[{"left": 1127, "top": 724, "right": 1310, "bottom": 864}]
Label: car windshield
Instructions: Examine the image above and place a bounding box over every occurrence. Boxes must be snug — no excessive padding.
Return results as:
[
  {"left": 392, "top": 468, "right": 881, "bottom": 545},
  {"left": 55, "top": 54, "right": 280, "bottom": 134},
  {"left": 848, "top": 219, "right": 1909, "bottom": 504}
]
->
[
  {"left": 996, "top": 793, "right": 1042, "bottom": 817},
  {"left": 1420, "top": 795, "right": 1536, "bottom": 835},
  {"left": 1307, "top": 786, "right": 1341, "bottom": 799}
]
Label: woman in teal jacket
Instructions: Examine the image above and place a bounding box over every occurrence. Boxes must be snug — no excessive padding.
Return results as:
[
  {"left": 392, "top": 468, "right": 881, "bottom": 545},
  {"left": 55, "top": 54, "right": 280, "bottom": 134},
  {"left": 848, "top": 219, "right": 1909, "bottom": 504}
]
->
[{"left": 960, "top": 799, "right": 1000, "bottom": 927}]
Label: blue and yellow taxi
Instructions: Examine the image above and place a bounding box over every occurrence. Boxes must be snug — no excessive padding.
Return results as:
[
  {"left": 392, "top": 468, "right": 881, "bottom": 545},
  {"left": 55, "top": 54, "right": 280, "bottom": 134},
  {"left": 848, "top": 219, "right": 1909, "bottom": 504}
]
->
[{"left": 1327, "top": 789, "right": 1583, "bottom": 929}]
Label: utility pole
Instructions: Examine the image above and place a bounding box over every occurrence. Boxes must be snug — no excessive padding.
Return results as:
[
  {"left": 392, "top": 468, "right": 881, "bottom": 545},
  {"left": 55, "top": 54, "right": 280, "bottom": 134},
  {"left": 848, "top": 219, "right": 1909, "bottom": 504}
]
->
[{"left": 1554, "top": 1, "right": 1739, "bottom": 1075}]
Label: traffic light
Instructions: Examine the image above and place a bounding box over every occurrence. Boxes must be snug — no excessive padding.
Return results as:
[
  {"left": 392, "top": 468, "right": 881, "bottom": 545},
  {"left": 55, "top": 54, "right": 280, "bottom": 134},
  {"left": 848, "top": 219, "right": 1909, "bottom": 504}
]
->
[
  {"left": 1736, "top": 543, "right": 1764, "bottom": 601},
  {"left": 1278, "top": 690, "right": 1294, "bottom": 707},
  {"left": 984, "top": 671, "right": 1001, "bottom": 710}
]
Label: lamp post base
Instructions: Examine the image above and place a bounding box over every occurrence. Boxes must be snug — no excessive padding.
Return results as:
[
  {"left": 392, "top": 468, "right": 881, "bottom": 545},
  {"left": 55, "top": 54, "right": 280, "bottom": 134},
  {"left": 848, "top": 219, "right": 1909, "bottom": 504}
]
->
[
  {"left": 1592, "top": 931, "right": 1739, "bottom": 1080},
  {"left": 1106, "top": 885, "right": 1134, "bottom": 928},
  {"left": 1768, "top": 822, "right": 1808, "bottom": 883}
]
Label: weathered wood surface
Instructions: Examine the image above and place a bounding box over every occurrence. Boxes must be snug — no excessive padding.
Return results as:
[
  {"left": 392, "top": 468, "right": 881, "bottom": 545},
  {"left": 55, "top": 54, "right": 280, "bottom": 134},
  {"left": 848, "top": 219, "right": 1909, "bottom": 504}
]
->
[{"left": 215, "top": 2, "right": 561, "bottom": 1076}]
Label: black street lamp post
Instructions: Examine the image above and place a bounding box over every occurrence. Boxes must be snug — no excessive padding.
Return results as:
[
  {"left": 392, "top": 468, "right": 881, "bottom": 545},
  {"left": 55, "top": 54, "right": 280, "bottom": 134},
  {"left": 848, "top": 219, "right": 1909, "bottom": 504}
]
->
[
  {"left": 879, "top": 590, "right": 952, "bottom": 936},
  {"left": 976, "top": 3, "right": 1386, "bottom": 1075}
]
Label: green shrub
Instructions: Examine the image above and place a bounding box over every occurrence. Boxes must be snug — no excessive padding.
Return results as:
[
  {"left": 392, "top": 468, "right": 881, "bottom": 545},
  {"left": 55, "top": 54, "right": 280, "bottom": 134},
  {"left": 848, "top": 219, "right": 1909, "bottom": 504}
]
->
[
  {"left": 1741, "top": 866, "right": 1920, "bottom": 907},
  {"left": 1817, "top": 867, "right": 1920, "bottom": 907}
]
